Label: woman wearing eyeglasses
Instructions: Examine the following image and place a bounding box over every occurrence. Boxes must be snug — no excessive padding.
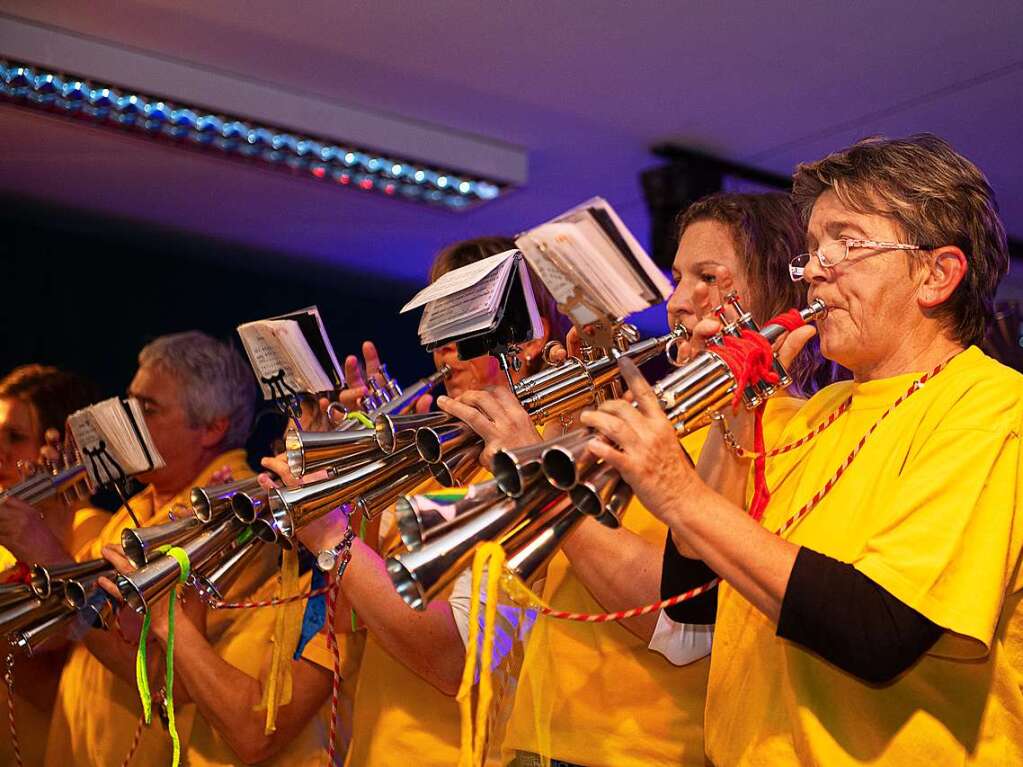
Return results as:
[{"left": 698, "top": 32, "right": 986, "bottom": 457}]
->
[{"left": 589, "top": 135, "right": 1023, "bottom": 766}]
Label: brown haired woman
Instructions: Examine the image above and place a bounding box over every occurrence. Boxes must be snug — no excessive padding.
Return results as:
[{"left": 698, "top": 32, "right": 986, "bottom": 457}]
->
[
  {"left": 437, "top": 192, "right": 831, "bottom": 766},
  {"left": 0, "top": 364, "right": 104, "bottom": 767}
]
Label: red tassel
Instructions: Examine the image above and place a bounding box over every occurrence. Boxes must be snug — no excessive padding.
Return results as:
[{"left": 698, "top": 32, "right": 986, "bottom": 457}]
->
[
  {"left": 1, "top": 562, "right": 32, "bottom": 585},
  {"left": 709, "top": 307, "right": 808, "bottom": 522},
  {"left": 748, "top": 406, "right": 769, "bottom": 522}
]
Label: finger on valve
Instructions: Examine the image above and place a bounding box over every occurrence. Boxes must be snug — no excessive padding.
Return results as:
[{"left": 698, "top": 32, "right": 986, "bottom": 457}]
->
[{"left": 361, "top": 340, "right": 383, "bottom": 383}]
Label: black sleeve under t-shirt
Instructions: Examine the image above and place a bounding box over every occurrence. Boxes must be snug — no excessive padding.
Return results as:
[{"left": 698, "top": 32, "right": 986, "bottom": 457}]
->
[
  {"left": 659, "top": 536, "right": 943, "bottom": 683},
  {"left": 660, "top": 530, "right": 719, "bottom": 625}
]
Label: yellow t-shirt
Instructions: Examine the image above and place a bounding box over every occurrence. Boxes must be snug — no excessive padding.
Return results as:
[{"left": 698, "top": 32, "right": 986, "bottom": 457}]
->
[
  {"left": 186, "top": 570, "right": 365, "bottom": 766},
  {"left": 707, "top": 346, "right": 1023, "bottom": 766},
  {"left": 0, "top": 507, "right": 111, "bottom": 767},
  {"left": 45, "top": 449, "right": 254, "bottom": 767},
  {"left": 345, "top": 471, "right": 491, "bottom": 767},
  {"left": 501, "top": 397, "right": 803, "bottom": 766}
]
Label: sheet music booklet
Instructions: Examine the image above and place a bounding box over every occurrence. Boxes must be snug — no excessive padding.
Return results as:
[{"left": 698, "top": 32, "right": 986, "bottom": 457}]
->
[
  {"left": 237, "top": 306, "right": 345, "bottom": 399},
  {"left": 401, "top": 250, "right": 543, "bottom": 357},
  {"left": 67, "top": 397, "right": 166, "bottom": 490},
  {"left": 514, "top": 197, "right": 673, "bottom": 328}
]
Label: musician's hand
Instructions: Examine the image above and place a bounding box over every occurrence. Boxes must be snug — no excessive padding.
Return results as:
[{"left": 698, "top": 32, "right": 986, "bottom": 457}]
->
[
  {"left": 100, "top": 544, "right": 202, "bottom": 643},
  {"left": 0, "top": 496, "right": 71, "bottom": 564},
  {"left": 295, "top": 506, "right": 350, "bottom": 555},
  {"left": 437, "top": 386, "right": 541, "bottom": 468},
  {"left": 580, "top": 358, "right": 700, "bottom": 522},
  {"left": 39, "top": 428, "right": 62, "bottom": 464},
  {"left": 333, "top": 341, "right": 384, "bottom": 413},
  {"left": 210, "top": 465, "right": 235, "bottom": 485},
  {"left": 668, "top": 265, "right": 817, "bottom": 369},
  {"left": 260, "top": 455, "right": 328, "bottom": 490},
  {"left": 98, "top": 546, "right": 144, "bottom": 641}
]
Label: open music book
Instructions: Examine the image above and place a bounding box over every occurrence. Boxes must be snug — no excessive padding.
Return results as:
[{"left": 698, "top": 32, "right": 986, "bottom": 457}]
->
[
  {"left": 401, "top": 250, "right": 543, "bottom": 353},
  {"left": 515, "top": 197, "right": 673, "bottom": 327},
  {"left": 237, "top": 306, "right": 344, "bottom": 399},
  {"left": 67, "top": 397, "right": 165, "bottom": 490}
]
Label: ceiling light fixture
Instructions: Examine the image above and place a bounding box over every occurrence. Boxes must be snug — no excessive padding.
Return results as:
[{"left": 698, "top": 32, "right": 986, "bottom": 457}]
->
[
  {"left": 0, "top": 17, "right": 527, "bottom": 210},
  {"left": 0, "top": 58, "right": 506, "bottom": 209}
]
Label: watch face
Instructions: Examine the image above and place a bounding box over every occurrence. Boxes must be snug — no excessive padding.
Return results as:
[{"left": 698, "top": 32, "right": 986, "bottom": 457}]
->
[{"left": 316, "top": 550, "right": 336, "bottom": 571}]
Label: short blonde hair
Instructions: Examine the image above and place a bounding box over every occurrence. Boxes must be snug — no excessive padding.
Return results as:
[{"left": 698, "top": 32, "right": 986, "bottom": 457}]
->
[{"left": 792, "top": 134, "right": 1008, "bottom": 346}]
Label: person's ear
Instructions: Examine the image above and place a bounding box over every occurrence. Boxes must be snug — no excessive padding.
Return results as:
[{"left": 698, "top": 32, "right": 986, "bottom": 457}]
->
[
  {"left": 200, "top": 415, "right": 230, "bottom": 449},
  {"left": 918, "top": 246, "right": 967, "bottom": 309}
]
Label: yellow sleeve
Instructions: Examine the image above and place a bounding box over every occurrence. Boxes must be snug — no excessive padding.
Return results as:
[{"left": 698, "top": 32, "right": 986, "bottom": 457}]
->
[
  {"left": 0, "top": 547, "right": 16, "bottom": 571},
  {"left": 853, "top": 419, "right": 1022, "bottom": 656},
  {"left": 69, "top": 507, "right": 112, "bottom": 560},
  {"left": 298, "top": 628, "right": 364, "bottom": 681}
]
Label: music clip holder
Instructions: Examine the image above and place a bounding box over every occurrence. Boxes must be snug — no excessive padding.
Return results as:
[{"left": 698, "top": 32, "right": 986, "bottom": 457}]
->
[
  {"left": 261, "top": 369, "right": 306, "bottom": 430},
  {"left": 425, "top": 254, "right": 539, "bottom": 390},
  {"left": 81, "top": 440, "right": 142, "bottom": 527}
]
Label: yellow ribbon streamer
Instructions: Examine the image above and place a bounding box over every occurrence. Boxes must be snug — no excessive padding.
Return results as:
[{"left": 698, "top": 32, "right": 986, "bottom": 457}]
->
[
  {"left": 457, "top": 542, "right": 505, "bottom": 767},
  {"left": 255, "top": 545, "right": 304, "bottom": 733}
]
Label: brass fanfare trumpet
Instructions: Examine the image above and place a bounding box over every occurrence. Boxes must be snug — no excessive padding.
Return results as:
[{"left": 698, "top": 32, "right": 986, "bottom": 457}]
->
[
  {"left": 385, "top": 300, "right": 827, "bottom": 609},
  {"left": 538, "top": 298, "right": 828, "bottom": 491}
]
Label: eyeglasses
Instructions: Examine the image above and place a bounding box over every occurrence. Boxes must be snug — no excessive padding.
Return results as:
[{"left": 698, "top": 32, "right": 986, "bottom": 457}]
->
[{"left": 788, "top": 239, "right": 928, "bottom": 282}]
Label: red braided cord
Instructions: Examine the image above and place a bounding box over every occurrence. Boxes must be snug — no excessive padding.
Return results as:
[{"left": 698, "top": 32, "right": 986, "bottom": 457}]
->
[
  {"left": 119, "top": 714, "right": 146, "bottom": 767},
  {"left": 774, "top": 362, "right": 943, "bottom": 536},
  {"left": 1, "top": 563, "right": 31, "bottom": 585},
  {"left": 532, "top": 578, "right": 721, "bottom": 622},
  {"left": 5, "top": 657, "right": 22, "bottom": 767},
  {"left": 206, "top": 584, "right": 331, "bottom": 610},
  {"left": 325, "top": 580, "right": 342, "bottom": 766},
  {"left": 532, "top": 356, "right": 950, "bottom": 623},
  {"left": 760, "top": 398, "right": 852, "bottom": 457}
]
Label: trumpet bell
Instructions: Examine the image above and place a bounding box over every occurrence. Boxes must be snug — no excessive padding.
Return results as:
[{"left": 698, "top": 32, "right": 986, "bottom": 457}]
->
[
  {"left": 374, "top": 412, "right": 452, "bottom": 454},
  {"left": 541, "top": 429, "right": 599, "bottom": 490},
  {"left": 394, "top": 479, "right": 503, "bottom": 551},
  {"left": 387, "top": 482, "right": 560, "bottom": 610},
  {"left": 63, "top": 568, "right": 117, "bottom": 610},
  {"left": 121, "top": 516, "right": 203, "bottom": 568},
  {"left": 415, "top": 423, "right": 476, "bottom": 464},
  {"left": 191, "top": 476, "right": 263, "bottom": 522},
  {"left": 503, "top": 495, "right": 583, "bottom": 583},
  {"left": 428, "top": 444, "right": 483, "bottom": 488},
  {"left": 354, "top": 463, "right": 435, "bottom": 520},
  {"left": 269, "top": 446, "right": 418, "bottom": 538},
  {"left": 80, "top": 587, "right": 118, "bottom": 630},
  {"left": 192, "top": 535, "right": 264, "bottom": 602},
  {"left": 117, "top": 518, "right": 243, "bottom": 613},
  {"left": 568, "top": 463, "right": 623, "bottom": 526},
  {"left": 286, "top": 426, "right": 379, "bottom": 476},
  {"left": 232, "top": 487, "right": 270, "bottom": 524},
  {"left": 30, "top": 559, "right": 110, "bottom": 600},
  {"left": 492, "top": 434, "right": 567, "bottom": 498}
]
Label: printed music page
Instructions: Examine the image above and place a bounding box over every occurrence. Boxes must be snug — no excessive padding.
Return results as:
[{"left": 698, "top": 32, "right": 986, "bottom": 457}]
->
[{"left": 401, "top": 250, "right": 516, "bottom": 313}]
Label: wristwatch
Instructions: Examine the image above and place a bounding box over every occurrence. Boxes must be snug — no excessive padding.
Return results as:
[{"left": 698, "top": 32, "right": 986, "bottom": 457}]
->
[{"left": 316, "top": 526, "right": 356, "bottom": 573}]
